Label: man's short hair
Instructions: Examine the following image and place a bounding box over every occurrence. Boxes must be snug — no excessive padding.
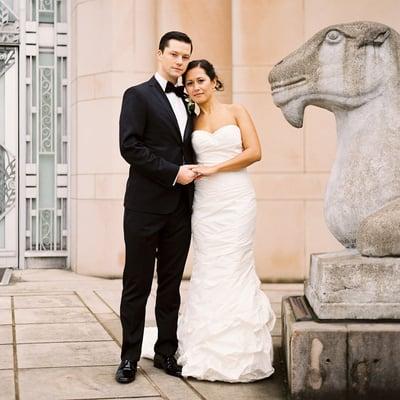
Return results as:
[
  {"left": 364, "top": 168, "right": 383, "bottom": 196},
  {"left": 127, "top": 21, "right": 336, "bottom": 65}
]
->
[{"left": 159, "top": 31, "right": 193, "bottom": 54}]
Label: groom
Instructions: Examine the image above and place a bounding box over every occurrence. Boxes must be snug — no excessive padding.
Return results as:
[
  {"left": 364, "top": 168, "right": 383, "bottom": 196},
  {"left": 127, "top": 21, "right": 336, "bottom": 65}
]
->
[{"left": 116, "top": 31, "right": 196, "bottom": 383}]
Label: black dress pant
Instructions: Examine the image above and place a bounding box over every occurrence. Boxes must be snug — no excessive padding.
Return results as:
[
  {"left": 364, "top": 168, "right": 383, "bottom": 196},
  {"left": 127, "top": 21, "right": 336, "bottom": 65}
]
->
[{"left": 120, "top": 194, "right": 191, "bottom": 361}]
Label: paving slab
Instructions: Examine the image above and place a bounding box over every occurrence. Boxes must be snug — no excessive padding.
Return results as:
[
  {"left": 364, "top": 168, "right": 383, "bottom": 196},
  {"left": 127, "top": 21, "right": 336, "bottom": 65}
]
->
[
  {"left": 12, "top": 269, "right": 113, "bottom": 282},
  {"left": 10, "top": 291, "right": 75, "bottom": 296},
  {"left": 139, "top": 358, "right": 203, "bottom": 400},
  {"left": 17, "top": 341, "right": 120, "bottom": 368},
  {"left": 95, "top": 290, "right": 122, "bottom": 315},
  {"left": 0, "top": 309, "right": 12, "bottom": 325},
  {"left": 76, "top": 289, "right": 113, "bottom": 313},
  {"left": 262, "top": 283, "right": 304, "bottom": 291},
  {"left": 16, "top": 322, "right": 112, "bottom": 343},
  {"left": 13, "top": 294, "right": 83, "bottom": 308},
  {"left": 187, "top": 372, "right": 285, "bottom": 400},
  {"left": 266, "top": 290, "right": 303, "bottom": 303},
  {"left": 0, "top": 369, "right": 15, "bottom": 400},
  {"left": 14, "top": 307, "right": 95, "bottom": 324},
  {"left": 0, "top": 325, "right": 12, "bottom": 344},
  {"left": 0, "top": 296, "right": 11, "bottom": 309},
  {"left": 272, "top": 302, "right": 281, "bottom": 314},
  {"left": 272, "top": 317, "right": 282, "bottom": 337},
  {"left": 1, "top": 280, "right": 122, "bottom": 294},
  {"left": 18, "top": 366, "right": 160, "bottom": 400},
  {"left": 96, "top": 313, "right": 122, "bottom": 344},
  {"left": 0, "top": 344, "right": 13, "bottom": 369}
]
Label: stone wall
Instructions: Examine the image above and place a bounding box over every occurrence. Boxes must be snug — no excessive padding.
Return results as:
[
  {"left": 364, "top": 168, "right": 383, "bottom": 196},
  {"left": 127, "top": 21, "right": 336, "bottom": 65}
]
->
[{"left": 70, "top": 0, "right": 400, "bottom": 280}]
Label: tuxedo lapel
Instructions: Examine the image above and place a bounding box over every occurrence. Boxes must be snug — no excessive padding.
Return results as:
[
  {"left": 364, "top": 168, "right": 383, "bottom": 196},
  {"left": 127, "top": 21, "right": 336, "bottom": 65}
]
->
[
  {"left": 149, "top": 77, "right": 182, "bottom": 142},
  {"left": 183, "top": 113, "right": 193, "bottom": 143}
]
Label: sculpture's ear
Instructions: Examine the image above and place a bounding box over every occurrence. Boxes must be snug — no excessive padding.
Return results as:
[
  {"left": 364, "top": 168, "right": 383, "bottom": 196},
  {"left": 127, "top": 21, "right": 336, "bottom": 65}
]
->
[
  {"left": 373, "top": 30, "right": 390, "bottom": 45},
  {"left": 358, "top": 29, "right": 391, "bottom": 47}
]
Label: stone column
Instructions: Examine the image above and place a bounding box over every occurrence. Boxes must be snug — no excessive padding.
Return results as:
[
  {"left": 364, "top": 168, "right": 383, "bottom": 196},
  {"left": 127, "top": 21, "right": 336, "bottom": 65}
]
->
[
  {"left": 70, "top": 0, "right": 157, "bottom": 276},
  {"left": 232, "top": 0, "right": 311, "bottom": 281}
]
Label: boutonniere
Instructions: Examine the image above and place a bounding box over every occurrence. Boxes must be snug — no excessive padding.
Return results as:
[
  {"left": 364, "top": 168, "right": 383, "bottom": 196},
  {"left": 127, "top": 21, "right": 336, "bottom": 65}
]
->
[{"left": 184, "top": 94, "right": 196, "bottom": 115}]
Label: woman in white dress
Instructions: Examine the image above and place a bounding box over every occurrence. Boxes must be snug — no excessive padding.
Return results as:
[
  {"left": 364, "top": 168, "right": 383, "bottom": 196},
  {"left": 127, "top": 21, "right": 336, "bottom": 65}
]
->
[{"left": 175, "top": 59, "right": 276, "bottom": 382}]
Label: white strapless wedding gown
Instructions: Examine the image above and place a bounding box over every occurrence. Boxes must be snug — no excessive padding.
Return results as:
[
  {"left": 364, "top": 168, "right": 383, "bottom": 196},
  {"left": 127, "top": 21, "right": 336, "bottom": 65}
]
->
[{"left": 142, "top": 124, "right": 276, "bottom": 382}]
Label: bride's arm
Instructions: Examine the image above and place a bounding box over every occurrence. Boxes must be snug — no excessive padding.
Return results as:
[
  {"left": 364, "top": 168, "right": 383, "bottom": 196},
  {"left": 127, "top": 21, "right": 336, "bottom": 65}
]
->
[{"left": 193, "top": 104, "right": 262, "bottom": 176}]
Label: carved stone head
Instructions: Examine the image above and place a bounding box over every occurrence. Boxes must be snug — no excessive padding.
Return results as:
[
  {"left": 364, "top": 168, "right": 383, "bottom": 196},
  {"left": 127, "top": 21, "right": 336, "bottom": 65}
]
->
[{"left": 269, "top": 21, "right": 400, "bottom": 128}]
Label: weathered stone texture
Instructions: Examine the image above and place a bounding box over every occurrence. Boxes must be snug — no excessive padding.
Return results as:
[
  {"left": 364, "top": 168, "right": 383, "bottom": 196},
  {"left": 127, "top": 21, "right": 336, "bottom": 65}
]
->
[
  {"left": 282, "top": 299, "right": 347, "bottom": 399},
  {"left": 305, "top": 251, "right": 400, "bottom": 319},
  {"left": 283, "top": 298, "right": 400, "bottom": 400},
  {"left": 357, "top": 198, "right": 400, "bottom": 257},
  {"left": 348, "top": 324, "right": 400, "bottom": 399}
]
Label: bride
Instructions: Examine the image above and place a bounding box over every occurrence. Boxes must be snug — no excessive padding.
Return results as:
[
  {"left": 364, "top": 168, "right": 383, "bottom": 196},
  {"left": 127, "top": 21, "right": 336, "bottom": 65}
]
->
[{"left": 143, "top": 59, "right": 276, "bottom": 382}]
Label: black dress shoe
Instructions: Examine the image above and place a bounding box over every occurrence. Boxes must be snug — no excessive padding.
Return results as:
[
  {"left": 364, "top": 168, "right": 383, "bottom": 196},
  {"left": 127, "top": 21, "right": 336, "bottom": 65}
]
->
[
  {"left": 154, "top": 353, "right": 182, "bottom": 377},
  {"left": 115, "top": 360, "right": 137, "bottom": 383}
]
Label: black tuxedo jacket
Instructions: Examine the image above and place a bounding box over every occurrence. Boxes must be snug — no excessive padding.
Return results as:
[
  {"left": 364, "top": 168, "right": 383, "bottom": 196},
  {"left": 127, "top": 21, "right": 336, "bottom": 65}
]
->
[{"left": 119, "top": 76, "right": 195, "bottom": 214}]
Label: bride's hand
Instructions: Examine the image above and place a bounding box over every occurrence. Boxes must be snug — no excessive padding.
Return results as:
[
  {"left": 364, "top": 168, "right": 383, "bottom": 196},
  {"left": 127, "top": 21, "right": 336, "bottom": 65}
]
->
[{"left": 192, "top": 165, "right": 218, "bottom": 177}]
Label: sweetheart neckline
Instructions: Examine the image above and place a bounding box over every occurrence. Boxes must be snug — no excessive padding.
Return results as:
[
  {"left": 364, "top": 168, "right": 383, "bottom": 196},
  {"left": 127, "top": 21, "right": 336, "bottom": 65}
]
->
[{"left": 193, "top": 124, "right": 240, "bottom": 135}]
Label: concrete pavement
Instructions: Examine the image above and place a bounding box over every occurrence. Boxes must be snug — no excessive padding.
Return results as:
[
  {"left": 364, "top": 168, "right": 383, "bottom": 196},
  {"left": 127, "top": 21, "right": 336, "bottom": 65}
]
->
[{"left": 0, "top": 269, "right": 303, "bottom": 400}]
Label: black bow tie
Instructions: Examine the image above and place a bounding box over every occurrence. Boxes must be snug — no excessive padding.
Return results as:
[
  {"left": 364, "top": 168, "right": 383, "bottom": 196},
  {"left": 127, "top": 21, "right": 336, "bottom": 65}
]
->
[{"left": 165, "top": 81, "right": 185, "bottom": 98}]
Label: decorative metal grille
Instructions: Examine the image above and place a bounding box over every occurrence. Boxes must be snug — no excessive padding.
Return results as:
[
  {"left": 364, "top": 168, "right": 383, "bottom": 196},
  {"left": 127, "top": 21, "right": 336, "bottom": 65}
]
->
[
  {"left": 0, "top": 46, "right": 15, "bottom": 77},
  {"left": 0, "top": 0, "right": 19, "bottom": 44},
  {"left": 24, "top": 0, "right": 68, "bottom": 255},
  {"left": 39, "top": 0, "right": 53, "bottom": 11},
  {"left": 39, "top": 208, "right": 53, "bottom": 250},
  {"left": 0, "top": 144, "right": 16, "bottom": 220},
  {"left": 39, "top": 67, "right": 54, "bottom": 153}
]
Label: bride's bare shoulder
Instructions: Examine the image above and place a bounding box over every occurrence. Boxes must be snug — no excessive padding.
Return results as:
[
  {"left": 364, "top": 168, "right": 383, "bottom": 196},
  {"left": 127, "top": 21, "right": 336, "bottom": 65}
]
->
[{"left": 225, "top": 103, "right": 249, "bottom": 118}]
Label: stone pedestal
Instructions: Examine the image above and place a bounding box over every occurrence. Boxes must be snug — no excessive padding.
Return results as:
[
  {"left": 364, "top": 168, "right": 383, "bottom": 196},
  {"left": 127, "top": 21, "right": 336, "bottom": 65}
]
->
[
  {"left": 282, "top": 297, "right": 400, "bottom": 400},
  {"left": 284, "top": 250, "right": 400, "bottom": 398},
  {"left": 305, "top": 250, "right": 400, "bottom": 319}
]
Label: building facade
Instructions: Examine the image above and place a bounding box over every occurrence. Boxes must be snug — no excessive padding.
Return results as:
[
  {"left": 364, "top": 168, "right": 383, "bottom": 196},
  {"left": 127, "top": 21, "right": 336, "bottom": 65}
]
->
[{"left": 3, "top": 0, "right": 400, "bottom": 281}]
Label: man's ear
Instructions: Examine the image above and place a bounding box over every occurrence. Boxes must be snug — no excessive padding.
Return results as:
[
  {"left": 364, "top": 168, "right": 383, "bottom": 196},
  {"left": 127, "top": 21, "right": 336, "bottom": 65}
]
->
[{"left": 156, "top": 49, "right": 162, "bottom": 58}]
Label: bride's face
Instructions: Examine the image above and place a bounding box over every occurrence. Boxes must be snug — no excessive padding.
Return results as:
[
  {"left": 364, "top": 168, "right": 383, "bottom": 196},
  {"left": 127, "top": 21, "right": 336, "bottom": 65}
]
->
[{"left": 184, "top": 67, "right": 216, "bottom": 104}]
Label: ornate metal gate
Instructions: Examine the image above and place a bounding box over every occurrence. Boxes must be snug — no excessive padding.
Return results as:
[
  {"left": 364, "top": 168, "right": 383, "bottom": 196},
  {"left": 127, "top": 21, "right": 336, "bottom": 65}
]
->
[{"left": 0, "top": 0, "right": 69, "bottom": 268}]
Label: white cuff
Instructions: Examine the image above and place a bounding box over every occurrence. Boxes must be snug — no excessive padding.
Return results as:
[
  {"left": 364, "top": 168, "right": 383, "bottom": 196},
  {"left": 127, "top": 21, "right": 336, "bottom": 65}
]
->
[{"left": 172, "top": 171, "right": 179, "bottom": 186}]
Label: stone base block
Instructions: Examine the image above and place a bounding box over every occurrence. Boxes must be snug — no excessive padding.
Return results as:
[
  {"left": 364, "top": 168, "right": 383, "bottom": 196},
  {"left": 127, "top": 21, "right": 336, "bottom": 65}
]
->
[
  {"left": 305, "top": 250, "right": 400, "bottom": 319},
  {"left": 283, "top": 297, "right": 400, "bottom": 400}
]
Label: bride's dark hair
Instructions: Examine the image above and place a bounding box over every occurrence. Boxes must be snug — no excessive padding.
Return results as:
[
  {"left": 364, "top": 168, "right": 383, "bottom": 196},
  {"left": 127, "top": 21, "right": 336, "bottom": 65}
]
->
[{"left": 183, "top": 59, "right": 224, "bottom": 91}]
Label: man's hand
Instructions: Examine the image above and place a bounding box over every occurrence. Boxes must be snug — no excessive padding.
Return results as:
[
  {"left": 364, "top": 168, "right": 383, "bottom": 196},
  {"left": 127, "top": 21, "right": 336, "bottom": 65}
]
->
[{"left": 176, "top": 165, "right": 198, "bottom": 185}]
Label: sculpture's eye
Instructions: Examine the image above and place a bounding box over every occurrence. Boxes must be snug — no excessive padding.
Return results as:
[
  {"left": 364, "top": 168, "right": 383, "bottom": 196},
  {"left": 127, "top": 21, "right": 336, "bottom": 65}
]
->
[{"left": 326, "top": 30, "right": 342, "bottom": 44}]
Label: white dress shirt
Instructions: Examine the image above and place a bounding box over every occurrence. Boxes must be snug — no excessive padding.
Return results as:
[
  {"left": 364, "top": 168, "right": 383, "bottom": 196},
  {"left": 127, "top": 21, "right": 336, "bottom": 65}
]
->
[
  {"left": 155, "top": 73, "right": 188, "bottom": 185},
  {"left": 155, "top": 72, "right": 188, "bottom": 138}
]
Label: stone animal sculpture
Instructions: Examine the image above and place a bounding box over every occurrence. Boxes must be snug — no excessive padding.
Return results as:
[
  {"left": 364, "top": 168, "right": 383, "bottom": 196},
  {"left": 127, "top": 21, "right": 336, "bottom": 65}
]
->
[{"left": 268, "top": 21, "right": 400, "bottom": 257}]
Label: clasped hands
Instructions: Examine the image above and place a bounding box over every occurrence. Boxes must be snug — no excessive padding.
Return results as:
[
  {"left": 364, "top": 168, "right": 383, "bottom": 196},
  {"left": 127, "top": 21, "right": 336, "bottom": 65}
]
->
[{"left": 176, "top": 164, "right": 217, "bottom": 185}]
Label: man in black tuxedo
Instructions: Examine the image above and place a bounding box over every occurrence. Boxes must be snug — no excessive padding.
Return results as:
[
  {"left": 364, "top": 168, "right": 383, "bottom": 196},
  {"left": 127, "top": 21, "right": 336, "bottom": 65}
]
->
[{"left": 116, "top": 31, "right": 196, "bottom": 383}]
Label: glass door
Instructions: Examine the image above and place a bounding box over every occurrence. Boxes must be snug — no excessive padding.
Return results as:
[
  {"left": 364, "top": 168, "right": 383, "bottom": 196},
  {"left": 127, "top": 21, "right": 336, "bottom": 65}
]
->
[{"left": 0, "top": 46, "right": 18, "bottom": 267}]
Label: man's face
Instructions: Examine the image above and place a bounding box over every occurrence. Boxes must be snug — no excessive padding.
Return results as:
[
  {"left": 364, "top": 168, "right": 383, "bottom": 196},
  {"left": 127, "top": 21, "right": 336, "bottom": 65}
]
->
[{"left": 157, "top": 39, "right": 192, "bottom": 83}]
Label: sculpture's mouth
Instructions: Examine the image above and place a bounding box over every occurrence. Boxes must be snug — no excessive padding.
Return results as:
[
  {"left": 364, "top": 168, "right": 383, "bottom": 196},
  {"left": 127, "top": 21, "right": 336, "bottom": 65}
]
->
[{"left": 271, "top": 76, "right": 307, "bottom": 93}]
